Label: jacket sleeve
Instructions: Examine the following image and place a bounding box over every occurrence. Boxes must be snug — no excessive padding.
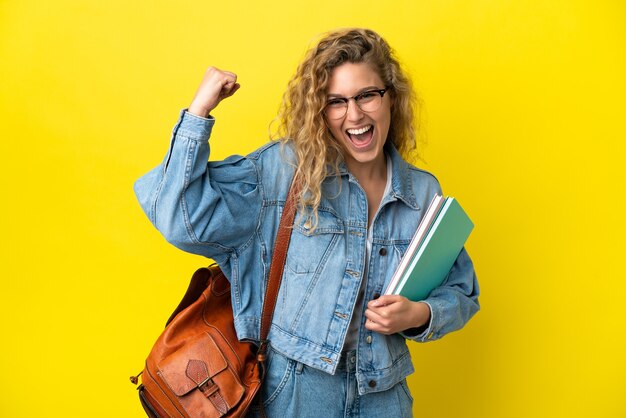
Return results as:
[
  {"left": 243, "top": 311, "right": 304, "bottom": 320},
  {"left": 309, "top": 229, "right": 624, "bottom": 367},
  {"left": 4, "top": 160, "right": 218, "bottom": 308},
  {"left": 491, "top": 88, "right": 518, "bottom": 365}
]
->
[
  {"left": 401, "top": 247, "right": 480, "bottom": 342},
  {"left": 133, "top": 110, "right": 262, "bottom": 262}
]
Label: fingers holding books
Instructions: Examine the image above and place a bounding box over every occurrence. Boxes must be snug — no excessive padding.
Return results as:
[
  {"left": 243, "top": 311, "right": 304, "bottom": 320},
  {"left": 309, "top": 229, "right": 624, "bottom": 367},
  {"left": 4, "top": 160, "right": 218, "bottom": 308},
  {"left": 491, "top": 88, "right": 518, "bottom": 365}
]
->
[{"left": 364, "top": 296, "right": 431, "bottom": 335}]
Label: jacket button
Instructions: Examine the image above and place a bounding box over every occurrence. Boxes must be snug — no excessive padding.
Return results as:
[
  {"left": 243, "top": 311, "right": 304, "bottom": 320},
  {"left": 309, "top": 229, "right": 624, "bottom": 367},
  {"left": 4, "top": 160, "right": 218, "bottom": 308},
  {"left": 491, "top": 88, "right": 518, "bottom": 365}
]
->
[
  {"left": 368, "top": 380, "right": 377, "bottom": 388},
  {"left": 366, "top": 335, "right": 372, "bottom": 344},
  {"left": 373, "top": 292, "right": 380, "bottom": 299},
  {"left": 379, "top": 248, "right": 387, "bottom": 256}
]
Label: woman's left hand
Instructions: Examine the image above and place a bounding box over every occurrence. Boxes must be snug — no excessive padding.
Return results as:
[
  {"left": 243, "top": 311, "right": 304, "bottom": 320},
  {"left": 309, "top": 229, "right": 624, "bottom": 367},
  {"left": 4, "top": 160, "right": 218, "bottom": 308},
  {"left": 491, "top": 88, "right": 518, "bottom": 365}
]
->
[{"left": 364, "top": 295, "right": 431, "bottom": 335}]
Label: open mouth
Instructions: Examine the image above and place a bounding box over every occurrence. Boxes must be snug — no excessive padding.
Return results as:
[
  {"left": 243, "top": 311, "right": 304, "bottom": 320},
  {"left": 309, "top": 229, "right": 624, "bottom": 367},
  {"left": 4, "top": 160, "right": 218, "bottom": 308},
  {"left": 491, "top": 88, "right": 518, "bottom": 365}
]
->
[{"left": 346, "top": 125, "right": 374, "bottom": 149}]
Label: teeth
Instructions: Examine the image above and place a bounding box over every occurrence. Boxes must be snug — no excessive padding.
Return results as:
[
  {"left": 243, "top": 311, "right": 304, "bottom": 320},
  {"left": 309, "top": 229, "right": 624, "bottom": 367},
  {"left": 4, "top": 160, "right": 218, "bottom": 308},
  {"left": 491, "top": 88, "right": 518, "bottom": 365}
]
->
[{"left": 347, "top": 125, "right": 372, "bottom": 135}]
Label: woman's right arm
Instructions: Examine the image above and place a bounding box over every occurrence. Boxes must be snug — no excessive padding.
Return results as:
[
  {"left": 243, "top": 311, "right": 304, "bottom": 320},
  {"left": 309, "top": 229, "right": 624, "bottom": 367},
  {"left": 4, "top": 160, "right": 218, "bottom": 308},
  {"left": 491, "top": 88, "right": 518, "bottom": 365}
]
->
[{"left": 134, "top": 67, "right": 261, "bottom": 261}]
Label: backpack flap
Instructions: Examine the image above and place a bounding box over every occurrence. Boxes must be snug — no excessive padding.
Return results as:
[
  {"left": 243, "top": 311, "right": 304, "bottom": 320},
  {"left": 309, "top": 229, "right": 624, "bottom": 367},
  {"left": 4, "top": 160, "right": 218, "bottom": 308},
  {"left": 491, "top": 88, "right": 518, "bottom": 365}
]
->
[{"left": 157, "top": 332, "right": 245, "bottom": 416}]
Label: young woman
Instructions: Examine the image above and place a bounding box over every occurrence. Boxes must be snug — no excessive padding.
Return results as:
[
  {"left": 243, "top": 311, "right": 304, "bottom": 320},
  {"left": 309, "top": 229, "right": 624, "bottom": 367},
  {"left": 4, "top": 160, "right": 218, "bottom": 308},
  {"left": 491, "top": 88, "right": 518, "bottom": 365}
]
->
[{"left": 135, "top": 28, "right": 479, "bottom": 417}]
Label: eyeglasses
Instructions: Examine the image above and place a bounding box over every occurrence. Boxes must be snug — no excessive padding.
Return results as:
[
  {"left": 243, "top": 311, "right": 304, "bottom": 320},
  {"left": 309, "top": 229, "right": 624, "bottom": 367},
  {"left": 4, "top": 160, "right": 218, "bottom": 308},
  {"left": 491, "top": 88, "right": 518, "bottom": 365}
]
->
[{"left": 323, "top": 89, "right": 388, "bottom": 120}]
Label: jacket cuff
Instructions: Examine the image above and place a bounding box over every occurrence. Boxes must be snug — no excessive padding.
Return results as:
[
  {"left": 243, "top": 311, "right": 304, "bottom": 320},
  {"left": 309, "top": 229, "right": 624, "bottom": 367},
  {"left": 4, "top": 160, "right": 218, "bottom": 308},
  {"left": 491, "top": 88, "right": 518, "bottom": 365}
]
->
[
  {"left": 400, "top": 301, "right": 436, "bottom": 342},
  {"left": 173, "top": 109, "right": 215, "bottom": 141}
]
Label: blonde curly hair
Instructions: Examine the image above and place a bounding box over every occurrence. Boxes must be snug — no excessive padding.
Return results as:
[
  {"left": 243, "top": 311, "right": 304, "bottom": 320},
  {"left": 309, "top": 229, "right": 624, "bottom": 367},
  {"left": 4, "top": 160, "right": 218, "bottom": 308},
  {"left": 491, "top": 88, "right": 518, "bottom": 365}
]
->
[{"left": 273, "top": 28, "right": 420, "bottom": 228}]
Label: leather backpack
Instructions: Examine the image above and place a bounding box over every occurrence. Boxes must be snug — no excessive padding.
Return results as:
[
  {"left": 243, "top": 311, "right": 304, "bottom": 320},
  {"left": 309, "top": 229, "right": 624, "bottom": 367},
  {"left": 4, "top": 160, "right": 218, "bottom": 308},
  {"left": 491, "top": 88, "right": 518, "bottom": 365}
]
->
[{"left": 131, "top": 180, "right": 300, "bottom": 417}]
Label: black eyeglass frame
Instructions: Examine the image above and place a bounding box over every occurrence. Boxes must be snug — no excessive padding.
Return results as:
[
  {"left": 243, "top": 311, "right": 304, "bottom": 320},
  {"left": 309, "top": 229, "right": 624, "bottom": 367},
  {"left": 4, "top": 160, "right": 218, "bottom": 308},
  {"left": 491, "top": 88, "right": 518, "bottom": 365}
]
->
[{"left": 323, "top": 88, "right": 388, "bottom": 119}]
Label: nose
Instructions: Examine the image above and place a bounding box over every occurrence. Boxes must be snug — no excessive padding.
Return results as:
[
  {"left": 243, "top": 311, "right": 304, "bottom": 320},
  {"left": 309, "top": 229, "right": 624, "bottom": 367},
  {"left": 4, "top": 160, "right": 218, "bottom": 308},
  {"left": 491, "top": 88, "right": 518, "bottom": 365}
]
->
[{"left": 345, "top": 98, "right": 364, "bottom": 121}]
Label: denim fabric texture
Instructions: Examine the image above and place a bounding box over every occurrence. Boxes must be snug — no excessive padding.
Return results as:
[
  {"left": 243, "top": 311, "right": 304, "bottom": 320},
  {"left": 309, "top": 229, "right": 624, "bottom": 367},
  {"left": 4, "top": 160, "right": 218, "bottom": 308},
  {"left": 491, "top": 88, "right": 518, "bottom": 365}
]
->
[
  {"left": 134, "top": 110, "right": 480, "bottom": 396},
  {"left": 245, "top": 347, "right": 414, "bottom": 418}
]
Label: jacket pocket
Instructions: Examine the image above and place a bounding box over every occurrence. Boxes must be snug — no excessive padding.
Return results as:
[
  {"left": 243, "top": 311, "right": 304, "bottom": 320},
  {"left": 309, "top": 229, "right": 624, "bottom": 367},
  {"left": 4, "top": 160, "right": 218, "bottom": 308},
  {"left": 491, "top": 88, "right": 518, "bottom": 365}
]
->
[
  {"left": 277, "top": 209, "right": 345, "bottom": 332},
  {"left": 285, "top": 208, "right": 344, "bottom": 274}
]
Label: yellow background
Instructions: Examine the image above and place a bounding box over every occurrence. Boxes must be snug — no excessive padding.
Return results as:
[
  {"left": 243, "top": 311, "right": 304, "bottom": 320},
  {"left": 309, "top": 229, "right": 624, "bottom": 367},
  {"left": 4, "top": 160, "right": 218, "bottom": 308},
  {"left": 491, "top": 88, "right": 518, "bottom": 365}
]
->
[{"left": 1, "top": 0, "right": 624, "bottom": 417}]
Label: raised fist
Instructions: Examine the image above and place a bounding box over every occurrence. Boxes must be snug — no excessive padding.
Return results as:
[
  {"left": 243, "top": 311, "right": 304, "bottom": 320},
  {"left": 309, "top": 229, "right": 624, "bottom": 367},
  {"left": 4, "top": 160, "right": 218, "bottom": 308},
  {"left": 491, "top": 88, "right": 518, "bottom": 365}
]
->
[{"left": 188, "top": 66, "right": 240, "bottom": 118}]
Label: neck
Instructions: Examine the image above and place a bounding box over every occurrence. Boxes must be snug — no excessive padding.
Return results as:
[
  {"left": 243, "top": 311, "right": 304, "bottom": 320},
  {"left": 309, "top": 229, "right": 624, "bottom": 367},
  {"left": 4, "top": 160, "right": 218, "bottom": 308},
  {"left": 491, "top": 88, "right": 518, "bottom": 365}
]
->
[{"left": 345, "top": 154, "right": 387, "bottom": 185}]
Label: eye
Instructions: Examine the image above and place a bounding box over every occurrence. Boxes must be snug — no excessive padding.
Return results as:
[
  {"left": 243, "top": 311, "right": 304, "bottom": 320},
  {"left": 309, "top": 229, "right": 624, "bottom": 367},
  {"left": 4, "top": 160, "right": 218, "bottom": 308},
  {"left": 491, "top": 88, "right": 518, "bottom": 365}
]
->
[
  {"left": 356, "top": 91, "right": 379, "bottom": 102},
  {"left": 326, "top": 98, "right": 346, "bottom": 107}
]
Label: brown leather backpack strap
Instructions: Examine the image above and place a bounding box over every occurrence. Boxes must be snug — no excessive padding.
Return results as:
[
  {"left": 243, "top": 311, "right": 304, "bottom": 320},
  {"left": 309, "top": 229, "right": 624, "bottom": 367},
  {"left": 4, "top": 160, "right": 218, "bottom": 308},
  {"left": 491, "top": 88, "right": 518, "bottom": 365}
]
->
[{"left": 257, "top": 177, "right": 301, "bottom": 360}]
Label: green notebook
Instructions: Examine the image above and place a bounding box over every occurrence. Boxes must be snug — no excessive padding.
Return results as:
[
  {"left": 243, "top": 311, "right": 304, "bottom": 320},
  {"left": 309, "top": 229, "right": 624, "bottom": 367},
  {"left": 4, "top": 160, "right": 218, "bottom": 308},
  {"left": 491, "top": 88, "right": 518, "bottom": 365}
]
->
[{"left": 387, "top": 196, "right": 474, "bottom": 301}]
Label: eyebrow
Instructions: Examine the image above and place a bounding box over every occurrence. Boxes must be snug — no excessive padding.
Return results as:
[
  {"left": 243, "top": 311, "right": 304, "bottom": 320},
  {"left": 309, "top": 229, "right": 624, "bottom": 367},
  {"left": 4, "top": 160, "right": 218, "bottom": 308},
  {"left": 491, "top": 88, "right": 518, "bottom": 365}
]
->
[{"left": 326, "top": 86, "right": 382, "bottom": 98}]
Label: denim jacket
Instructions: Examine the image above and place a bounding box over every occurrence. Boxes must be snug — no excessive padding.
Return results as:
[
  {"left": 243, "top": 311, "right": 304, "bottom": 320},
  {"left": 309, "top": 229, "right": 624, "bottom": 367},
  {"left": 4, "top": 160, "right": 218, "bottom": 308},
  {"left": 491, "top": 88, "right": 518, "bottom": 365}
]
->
[{"left": 134, "top": 110, "right": 480, "bottom": 395}]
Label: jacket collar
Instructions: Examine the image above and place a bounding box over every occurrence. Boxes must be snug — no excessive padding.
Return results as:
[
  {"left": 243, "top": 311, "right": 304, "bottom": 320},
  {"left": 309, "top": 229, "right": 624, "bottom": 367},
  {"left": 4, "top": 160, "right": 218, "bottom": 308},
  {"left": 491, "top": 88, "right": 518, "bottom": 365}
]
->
[
  {"left": 336, "top": 142, "right": 419, "bottom": 210},
  {"left": 386, "top": 143, "right": 419, "bottom": 209}
]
